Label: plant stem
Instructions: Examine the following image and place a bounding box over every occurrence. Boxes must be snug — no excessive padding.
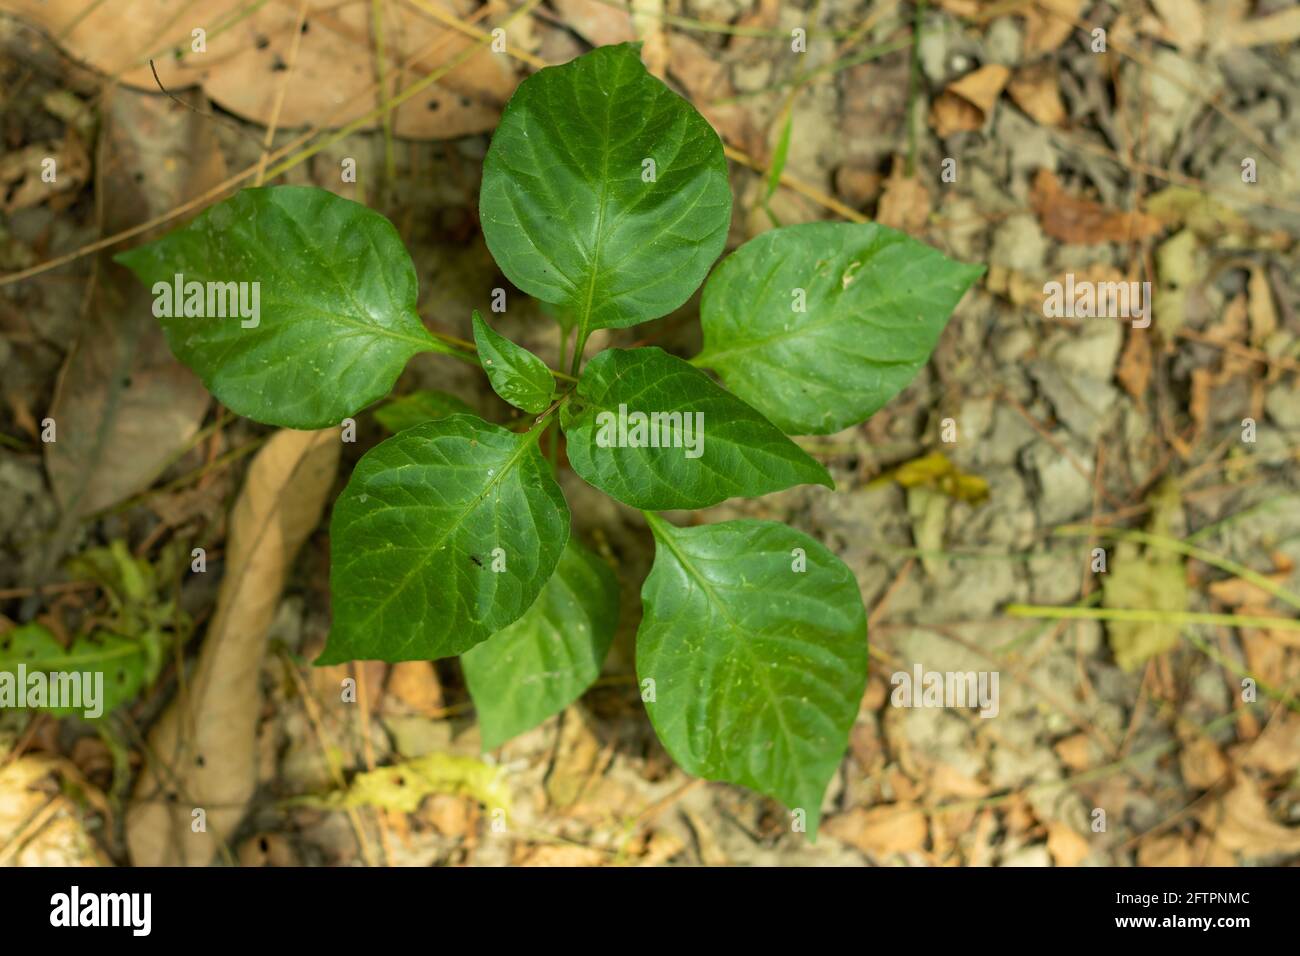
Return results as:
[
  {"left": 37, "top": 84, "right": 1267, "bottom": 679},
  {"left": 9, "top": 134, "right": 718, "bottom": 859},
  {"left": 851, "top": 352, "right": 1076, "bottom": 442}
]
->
[
  {"left": 1005, "top": 604, "right": 1300, "bottom": 633},
  {"left": 905, "top": 0, "right": 926, "bottom": 177}
]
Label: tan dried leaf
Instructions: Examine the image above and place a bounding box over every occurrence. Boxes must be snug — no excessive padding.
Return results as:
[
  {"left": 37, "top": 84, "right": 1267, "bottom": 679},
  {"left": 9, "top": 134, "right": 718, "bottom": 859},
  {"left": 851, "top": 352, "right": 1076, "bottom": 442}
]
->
[
  {"left": 1007, "top": 63, "right": 1066, "bottom": 127},
  {"left": 126, "top": 429, "right": 339, "bottom": 866},
  {"left": 825, "top": 803, "right": 929, "bottom": 857},
  {"left": 1031, "top": 169, "right": 1164, "bottom": 244}
]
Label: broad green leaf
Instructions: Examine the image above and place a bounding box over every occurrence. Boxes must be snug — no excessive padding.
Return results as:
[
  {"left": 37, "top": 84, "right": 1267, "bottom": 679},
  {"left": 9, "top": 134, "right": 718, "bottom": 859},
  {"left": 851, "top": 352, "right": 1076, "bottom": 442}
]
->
[
  {"left": 471, "top": 310, "right": 555, "bottom": 414},
  {"left": 115, "top": 185, "right": 451, "bottom": 430},
  {"left": 374, "top": 389, "right": 475, "bottom": 433},
  {"left": 560, "top": 347, "right": 832, "bottom": 510},
  {"left": 462, "top": 538, "right": 619, "bottom": 749},
  {"left": 637, "top": 516, "right": 868, "bottom": 837},
  {"left": 320, "top": 414, "right": 570, "bottom": 664},
  {"left": 0, "top": 623, "right": 158, "bottom": 718},
  {"left": 479, "top": 43, "right": 731, "bottom": 343},
  {"left": 694, "top": 221, "right": 984, "bottom": 435}
]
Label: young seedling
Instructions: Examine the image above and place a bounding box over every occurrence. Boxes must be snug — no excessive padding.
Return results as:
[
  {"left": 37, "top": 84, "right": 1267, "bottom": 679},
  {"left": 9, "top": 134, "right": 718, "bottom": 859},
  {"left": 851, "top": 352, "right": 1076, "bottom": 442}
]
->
[{"left": 117, "top": 43, "right": 983, "bottom": 837}]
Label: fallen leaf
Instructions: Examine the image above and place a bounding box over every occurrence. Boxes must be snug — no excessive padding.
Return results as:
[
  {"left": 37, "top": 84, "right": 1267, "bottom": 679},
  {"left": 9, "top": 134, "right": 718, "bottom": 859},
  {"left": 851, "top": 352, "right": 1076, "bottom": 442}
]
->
[
  {"left": 126, "top": 428, "right": 339, "bottom": 866},
  {"left": 1234, "top": 713, "right": 1300, "bottom": 777},
  {"left": 551, "top": 0, "right": 636, "bottom": 46},
  {"left": 825, "top": 803, "right": 928, "bottom": 857},
  {"left": 1031, "top": 169, "right": 1164, "bottom": 244},
  {"left": 0, "top": 756, "right": 103, "bottom": 866},
  {"left": 1116, "top": 326, "right": 1152, "bottom": 400},
  {"left": 1217, "top": 7, "right": 1300, "bottom": 50},
  {"left": 1053, "top": 733, "right": 1094, "bottom": 771},
  {"left": 1137, "top": 832, "right": 1192, "bottom": 866},
  {"left": 1151, "top": 0, "right": 1206, "bottom": 52},
  {"left": 1197, "top": 776, "right": 1300, "bottom": 861},
  {"left": 930, "top": 64, "right": 1010, "bottom": 136},
  {"left": 1007, "top": 63, "right": 1066, "bottom": 127},
  {"left": 45, "top": 89, "right": 215, "bottom": 521},
  {"left": 387, "top": 661, "right": 445, "bottom": 712},
  {"left": 1046, "top": 822, "right": 1091, "bottom": 867},
  {"left": 11, "top": 0, "right": 519, "bottom": 139},
  {"left": 1247, "top": 266, "right": 1277, "bottom": 346},
  {"left": 877, "top": 155, "right": 931, "bottom": 235},
  {"left": 1022, "top": 0, "right": 1085, "bottom": 55},
  {"left": 518, "top": 844, "right": 606, "bottom": 866},
  {"left": 1179, "top": 736, "right": 1229, "bottom": 789},
  {"left": 666, "top": 33, "right": 765, "bottom": 162}
]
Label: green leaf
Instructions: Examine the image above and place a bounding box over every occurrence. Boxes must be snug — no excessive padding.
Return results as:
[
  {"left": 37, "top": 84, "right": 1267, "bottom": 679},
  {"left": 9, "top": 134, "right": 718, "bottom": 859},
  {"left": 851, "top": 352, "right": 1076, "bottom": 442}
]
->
[
  {"left": 462, "top": 538, "right": 619, "bottom": 749},
  {"left": 694, "top": 221, "right": 984, "bottom": 434},
  {"left": 319, "top": 414, "right": 569, "bottom": 664},
  {"left": 374, "top": 389, "right": 475, "bottom": 433},
  {"left": 479, "top": 43, "right": 732, "bottom": 344},
  {"left": 560, "top": 347, "right": 832, "bottom": 510},
  {"left": 637, "top": 515, "right": 868, "bottom": 837},
  {"left": 115, "top": 185, "right": 450, "bottom": 430},
  {"left": 0, "top": 623, "right": 158, "bottom": 718},
  {"left": 471, "top": 310, "right": 555, "bottom": 414}
]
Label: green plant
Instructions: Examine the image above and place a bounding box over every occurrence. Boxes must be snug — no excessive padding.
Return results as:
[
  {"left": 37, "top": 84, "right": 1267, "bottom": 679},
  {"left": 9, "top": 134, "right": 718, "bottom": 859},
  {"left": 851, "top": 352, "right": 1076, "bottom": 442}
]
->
[{"left": 116, "top": 43, "right": 982, "bottom": 837}]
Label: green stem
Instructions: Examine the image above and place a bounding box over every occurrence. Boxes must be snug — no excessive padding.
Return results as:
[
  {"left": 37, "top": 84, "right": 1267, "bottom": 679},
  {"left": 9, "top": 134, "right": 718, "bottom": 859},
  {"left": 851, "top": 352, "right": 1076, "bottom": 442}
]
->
[
  {"left": 1005, "top": 604, "right": 1300, "bottom": 633},
  {"left": 905, "top": 0, "right": 926, "bottom": 177}
]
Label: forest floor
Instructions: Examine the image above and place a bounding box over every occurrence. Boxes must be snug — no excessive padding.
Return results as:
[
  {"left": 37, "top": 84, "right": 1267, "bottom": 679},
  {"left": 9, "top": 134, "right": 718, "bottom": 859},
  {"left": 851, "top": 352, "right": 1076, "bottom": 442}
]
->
[{"left": 1, "top": 0, "right": 1299, "bottom": 866}]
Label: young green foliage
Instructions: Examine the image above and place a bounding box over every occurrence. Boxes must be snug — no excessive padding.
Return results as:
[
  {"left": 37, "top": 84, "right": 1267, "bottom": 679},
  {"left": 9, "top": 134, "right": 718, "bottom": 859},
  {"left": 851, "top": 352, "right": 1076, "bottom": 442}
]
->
[
  {"left": 122, "top": 43, "right": 982, "bottom": 838},
  {"left": 471, "top": 310, "right": 555, "bottom": 414}
]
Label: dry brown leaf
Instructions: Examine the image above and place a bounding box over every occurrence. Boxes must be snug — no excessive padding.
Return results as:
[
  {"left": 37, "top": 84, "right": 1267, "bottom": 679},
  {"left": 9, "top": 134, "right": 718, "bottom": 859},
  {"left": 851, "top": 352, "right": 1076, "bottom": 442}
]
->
[
  {"left": 0, "top": 756, "right": 104, "bottom": 866},
  {"left": 518, "top": 844, "right": 607, "bottom": 866},
  {"left": 1031, "top": 169, "right": 1164, "bottom": 244},
  {"left": 1007, "top": 63, "right": 1065, "bottom": 127},
  {"left": 930, "top": 64, "right": 1010, "bottom": 136},
  {"left": 387, "top": 661, "right": 445, "bottom": 712},
  {"left": 1151, "top": 0, "right": 1206, "bottom": 52},
  {"left": 1247, "top": 266, "right": 1277, "bottom": 345},
  {"left": 551, "top": 0, "right": 637, "bottom": 46},
  {"left": 877, "top": 156, "right": 931, "bottom": 235},
  {"left": 1137, "top": 832, "right": 1192, "bottom": 866},
  {"left": 1234, "top": 713, "right": 1300, "bottom": 777},
  {"left": 1206, "top": 556, "right": 1293, "bottom": 607},
  {"left": 545, "top": 705, "right": 602, "bottom": 809},
  {"left": 46, "top": 89, "right": 216, "bottom": 521},
  {"left": 11, "top": 0, "right": 518, "bottom": 139},
  {"left": 666, "top": 33, "right": 764, "bottom": 162},
  {"left": 1046, "top": 822, "right": 1090, "bottom": 867},
  {"left": 1116, "top": 326, "right": 1153, "bottom": 400},
  {"left": 418, "top": 793, "right": 474, "bottom": 837},
  {"left": 1053, "top": 732, "right": 1094, "bottom": 771},
  {"left": 927, "top": 763, "right": 989, "bottom": 799},
  {"left": 1218, "top": 7, "right": 1300, "bottom": 49},
  {"left": 825, "top": 803, "right": 928, "bottom": 857},
  {"left": 1197, "top": 776, "right": 1300, "bottom": 861},
  {"left": 1179, "top": 736, "right": 1229, "bottom": 789},
  {"left": 126, "top": 428, "right": 339, "bottom": 866},
  {"left": 1022, "top": 0, "right": 1085, "bottom": 54}
]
